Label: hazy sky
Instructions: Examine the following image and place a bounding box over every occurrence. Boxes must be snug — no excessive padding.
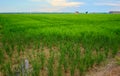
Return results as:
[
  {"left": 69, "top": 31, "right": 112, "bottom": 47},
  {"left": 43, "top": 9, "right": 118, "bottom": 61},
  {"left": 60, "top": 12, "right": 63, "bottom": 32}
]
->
[{"left": 0, "top": 0, "right": 120, "bottom": 12}]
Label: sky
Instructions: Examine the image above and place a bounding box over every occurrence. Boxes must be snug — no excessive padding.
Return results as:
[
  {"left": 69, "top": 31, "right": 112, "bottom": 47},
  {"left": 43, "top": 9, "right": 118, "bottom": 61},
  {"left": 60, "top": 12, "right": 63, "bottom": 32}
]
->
[{"left": 0, "top": 0, "right": 120, "bottom": 13}]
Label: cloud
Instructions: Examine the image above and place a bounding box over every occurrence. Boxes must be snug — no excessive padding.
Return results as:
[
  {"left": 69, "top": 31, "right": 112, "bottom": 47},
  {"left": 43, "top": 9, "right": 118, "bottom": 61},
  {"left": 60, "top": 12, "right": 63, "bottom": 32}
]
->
[
  {"left": 32, "top": 6, "right": 64, "bottom": 12},
  {"left": 31, "top": 0, "right": 84, "bottom": 7},
  {"left": 50, "top": 0, "right": 84, "bottom": 7},
  {"left": 94, "top": 2, "right": 120, "bottom": 7},
  {"left": 29, "top": 0, "right": 85, "bottom": 12}
]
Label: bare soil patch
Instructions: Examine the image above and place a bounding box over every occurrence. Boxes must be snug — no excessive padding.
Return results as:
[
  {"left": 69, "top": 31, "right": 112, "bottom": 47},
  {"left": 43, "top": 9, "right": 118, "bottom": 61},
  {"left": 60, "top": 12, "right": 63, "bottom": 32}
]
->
[{"left": 86, "top": 52, "right": 120, "bottom": 76}]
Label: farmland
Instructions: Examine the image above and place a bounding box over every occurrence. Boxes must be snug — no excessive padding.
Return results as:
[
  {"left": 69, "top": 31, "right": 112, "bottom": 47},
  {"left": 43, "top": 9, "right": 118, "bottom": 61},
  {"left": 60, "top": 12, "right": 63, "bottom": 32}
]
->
[{"left": 0, "top": 14, "right": 120, "bottom": 76}]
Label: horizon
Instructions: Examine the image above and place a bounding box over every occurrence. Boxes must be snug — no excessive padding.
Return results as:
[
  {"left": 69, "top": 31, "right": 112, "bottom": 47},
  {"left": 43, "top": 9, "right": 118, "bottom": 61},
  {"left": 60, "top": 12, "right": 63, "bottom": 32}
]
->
[{"left": 0, "top": 0, "right": 120, "bottom": 13}]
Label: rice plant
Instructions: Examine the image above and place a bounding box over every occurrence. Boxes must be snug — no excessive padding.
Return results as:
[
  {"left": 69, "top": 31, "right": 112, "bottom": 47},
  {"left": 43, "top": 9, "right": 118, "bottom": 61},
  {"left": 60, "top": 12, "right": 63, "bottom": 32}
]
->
[{"left": 0, "top": 14, "right": 120, "bottom": 76}]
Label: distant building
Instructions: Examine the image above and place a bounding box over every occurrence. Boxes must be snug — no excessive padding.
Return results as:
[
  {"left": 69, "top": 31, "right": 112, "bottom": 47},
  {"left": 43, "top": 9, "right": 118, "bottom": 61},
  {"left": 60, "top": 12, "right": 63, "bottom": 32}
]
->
[
  {"left": 75, "top": 11, "right": 79, "bottom": 14},
  {"left": 109, "top": 11, "right": 120, "bottom": 14}
]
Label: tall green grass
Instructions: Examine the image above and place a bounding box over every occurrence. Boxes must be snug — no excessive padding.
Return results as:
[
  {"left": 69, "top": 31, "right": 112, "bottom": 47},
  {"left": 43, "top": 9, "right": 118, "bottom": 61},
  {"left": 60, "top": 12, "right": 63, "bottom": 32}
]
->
[{"left": 0, "top": 14, "right": 120, "bottom": 76}]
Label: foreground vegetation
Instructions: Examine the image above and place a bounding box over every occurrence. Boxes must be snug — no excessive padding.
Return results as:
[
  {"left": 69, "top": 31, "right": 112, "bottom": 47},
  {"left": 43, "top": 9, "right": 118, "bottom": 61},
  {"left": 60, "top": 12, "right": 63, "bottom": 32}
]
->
[{"left": 0, "top": 14, "right": 120, "bottom": 76}]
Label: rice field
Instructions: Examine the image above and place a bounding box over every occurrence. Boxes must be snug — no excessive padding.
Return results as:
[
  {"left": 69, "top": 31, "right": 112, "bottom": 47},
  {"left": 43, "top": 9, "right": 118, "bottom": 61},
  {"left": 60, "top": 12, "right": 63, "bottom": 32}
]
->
[{"left": 0, "top": 14, "right": 120, "bottom": 76}]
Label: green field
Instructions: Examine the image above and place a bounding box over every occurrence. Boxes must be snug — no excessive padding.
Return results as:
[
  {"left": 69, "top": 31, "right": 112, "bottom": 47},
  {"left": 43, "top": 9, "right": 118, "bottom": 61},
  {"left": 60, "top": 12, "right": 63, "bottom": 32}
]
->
[{"left": 0, "top": 14, "right": 120, "bottom": 76}]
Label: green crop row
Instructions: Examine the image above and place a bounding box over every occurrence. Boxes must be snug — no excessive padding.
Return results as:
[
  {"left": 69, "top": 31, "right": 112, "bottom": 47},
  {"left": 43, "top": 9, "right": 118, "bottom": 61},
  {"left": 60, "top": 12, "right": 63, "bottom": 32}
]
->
[{"left": 0, "top": 14, "right": 120, "bottom": 76}]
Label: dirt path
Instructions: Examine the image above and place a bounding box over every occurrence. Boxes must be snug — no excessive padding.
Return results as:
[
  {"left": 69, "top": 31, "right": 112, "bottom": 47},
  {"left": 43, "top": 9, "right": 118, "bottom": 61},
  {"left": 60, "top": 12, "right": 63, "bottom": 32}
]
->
[{"left": 85, "top": 52, "right": 120, "bottom": 76}]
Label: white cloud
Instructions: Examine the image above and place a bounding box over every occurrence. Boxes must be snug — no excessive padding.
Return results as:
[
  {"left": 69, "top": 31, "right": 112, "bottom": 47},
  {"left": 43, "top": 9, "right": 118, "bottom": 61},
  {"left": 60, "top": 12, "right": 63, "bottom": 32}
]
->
[
  {"left": 29, "top": 0, "right": 85, "bottom": 12},
  {"left": 50, "top": 0, "right": 84, "bottom": 7},
  {"left": 94, "top": 2, "right": 120, "bottom": 7},
  {"left": 32, "top": 6, "right": 64, "bottom": 12},
  {"left": 31, "top": 0, "right": 84, "bottom": 7}
]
